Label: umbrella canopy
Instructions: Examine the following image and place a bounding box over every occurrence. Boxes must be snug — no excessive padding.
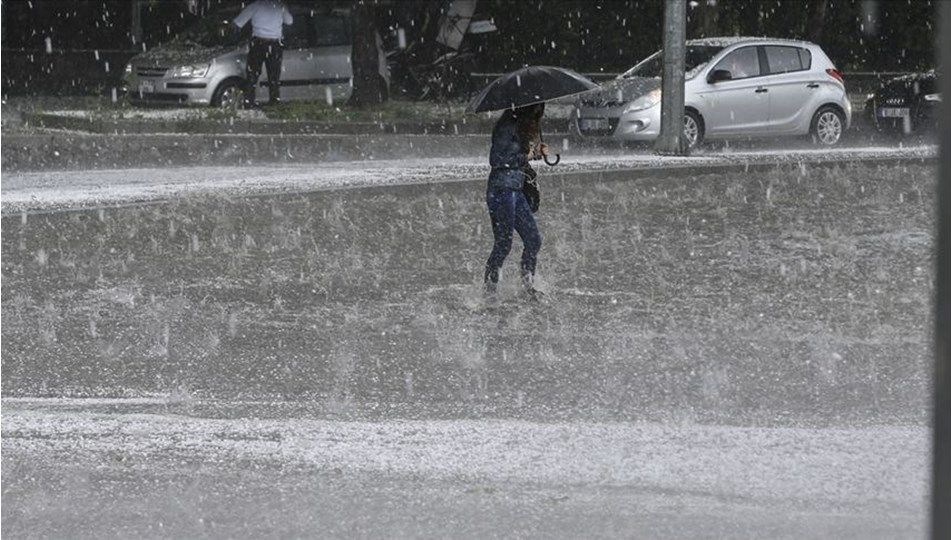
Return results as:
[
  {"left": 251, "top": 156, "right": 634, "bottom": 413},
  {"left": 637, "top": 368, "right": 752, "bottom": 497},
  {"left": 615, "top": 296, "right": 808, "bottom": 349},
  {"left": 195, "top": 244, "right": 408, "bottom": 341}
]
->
[{"left": 465, "top": 66, "right": 600, "bottom": 114}]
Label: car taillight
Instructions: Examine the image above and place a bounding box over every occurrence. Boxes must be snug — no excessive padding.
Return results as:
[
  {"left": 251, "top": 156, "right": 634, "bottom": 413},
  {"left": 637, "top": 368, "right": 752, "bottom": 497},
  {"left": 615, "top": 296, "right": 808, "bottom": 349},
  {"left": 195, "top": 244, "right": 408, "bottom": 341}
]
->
[{"left": 826, "top": 68, "right": 844, "bottom": 84}]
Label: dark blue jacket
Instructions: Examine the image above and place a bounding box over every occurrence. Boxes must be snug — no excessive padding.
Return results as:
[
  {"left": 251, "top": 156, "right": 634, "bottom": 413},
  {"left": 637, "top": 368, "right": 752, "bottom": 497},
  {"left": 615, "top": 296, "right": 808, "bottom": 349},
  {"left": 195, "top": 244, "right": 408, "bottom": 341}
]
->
[{"left": 487, "top": 111, "right": 531, "bottom": 191}]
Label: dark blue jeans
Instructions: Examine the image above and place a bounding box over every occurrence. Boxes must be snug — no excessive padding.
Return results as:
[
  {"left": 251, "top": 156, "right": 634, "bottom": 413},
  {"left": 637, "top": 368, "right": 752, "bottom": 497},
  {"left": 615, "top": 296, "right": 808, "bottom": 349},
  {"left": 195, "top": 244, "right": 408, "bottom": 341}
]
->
[{"left": 484, "top": 188, "right": 542, "bottom": 284}]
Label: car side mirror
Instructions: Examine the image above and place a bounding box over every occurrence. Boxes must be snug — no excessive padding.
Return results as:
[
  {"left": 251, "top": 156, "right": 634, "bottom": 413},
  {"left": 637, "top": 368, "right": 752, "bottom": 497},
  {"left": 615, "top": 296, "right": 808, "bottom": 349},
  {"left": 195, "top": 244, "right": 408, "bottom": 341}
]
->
[{"left": 708, "top": 69, "right": 733, "bottom": 84}]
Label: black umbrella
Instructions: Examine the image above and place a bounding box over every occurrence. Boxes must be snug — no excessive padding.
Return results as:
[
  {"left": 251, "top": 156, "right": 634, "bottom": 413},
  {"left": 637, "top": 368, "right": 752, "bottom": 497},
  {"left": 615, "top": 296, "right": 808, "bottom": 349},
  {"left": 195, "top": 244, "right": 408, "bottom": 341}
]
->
[
  {"left": 465, "top": 65, "right": 600, "bottom": 113},
  {"left": 466, "top": 66, "right": 599, "bottom": 166}
]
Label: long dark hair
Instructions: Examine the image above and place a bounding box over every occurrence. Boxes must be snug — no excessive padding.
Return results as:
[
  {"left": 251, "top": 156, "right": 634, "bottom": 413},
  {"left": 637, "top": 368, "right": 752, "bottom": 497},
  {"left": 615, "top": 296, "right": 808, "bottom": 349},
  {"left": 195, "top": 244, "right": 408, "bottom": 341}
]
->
[
  {"left": 495, "top": 103, "right": 545, "bottom": 154},
  {"left": 515, "top": 103, "right": 545, "bottom": 145}
]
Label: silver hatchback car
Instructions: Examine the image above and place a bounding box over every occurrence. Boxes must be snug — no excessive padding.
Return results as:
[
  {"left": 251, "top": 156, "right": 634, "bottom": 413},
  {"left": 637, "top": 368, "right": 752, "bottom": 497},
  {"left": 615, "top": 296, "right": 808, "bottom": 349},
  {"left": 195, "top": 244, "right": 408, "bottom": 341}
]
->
[
  {"left": 577, "top": 37, "right": 851, "bottom": 148},
  {"left": 123, "top": 4, "right": 388, "bottom": 108}
]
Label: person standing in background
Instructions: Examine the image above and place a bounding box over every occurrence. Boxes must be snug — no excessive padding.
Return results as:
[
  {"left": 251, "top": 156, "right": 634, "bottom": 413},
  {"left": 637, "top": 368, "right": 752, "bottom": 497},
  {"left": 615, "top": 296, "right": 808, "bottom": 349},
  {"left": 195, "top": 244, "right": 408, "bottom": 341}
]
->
[{"left": 233, "top": 0, "right": 293, "bottom": 108}]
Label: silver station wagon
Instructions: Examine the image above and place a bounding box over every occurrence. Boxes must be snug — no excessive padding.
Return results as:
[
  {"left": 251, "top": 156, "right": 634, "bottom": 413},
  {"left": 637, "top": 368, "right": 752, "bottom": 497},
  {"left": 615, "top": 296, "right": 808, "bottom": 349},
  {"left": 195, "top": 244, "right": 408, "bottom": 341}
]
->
[
  {"left": 577, "top": 37, "right": 852, "bottom": 148},
  {"left": 122, "top": 4, "right": 389, "bottom": 108}
]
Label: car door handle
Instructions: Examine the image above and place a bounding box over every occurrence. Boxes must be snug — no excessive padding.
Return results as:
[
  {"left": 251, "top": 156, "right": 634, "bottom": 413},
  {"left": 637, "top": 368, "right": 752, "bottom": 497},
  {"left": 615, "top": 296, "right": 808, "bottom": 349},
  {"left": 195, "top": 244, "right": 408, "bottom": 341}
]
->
[
  {"left": 806, "top": 83, "right": 820, "bottom": 89},
  {"left": 755, "top": 87, "right": 768, "bottom": 93}
]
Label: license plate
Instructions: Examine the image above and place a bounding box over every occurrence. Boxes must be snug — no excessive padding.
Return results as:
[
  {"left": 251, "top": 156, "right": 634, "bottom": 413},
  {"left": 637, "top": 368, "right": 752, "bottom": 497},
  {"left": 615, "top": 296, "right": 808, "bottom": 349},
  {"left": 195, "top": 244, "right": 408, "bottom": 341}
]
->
[
  {"left": 877, "top": 107, "right": 909, "bottom": 118},
  {"left": 138, "top": 80, "right": 155, "bottom": 94},
  {"left": 580, "top": 118, "right": 610, "bottom": 131}
]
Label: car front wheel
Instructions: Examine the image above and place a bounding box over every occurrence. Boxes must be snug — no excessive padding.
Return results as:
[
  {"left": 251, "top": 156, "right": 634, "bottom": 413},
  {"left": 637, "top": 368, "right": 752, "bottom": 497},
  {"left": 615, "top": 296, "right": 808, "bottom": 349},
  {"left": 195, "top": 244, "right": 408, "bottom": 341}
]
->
[
  {"left": 212, "top": 79, "right": 244, "bottom": 109},
  {"left": 683, "top": 110, "right": 704, "bottom": 150},
  {"left": 811, "top": 106, "right": 845, "bottom": 146}
]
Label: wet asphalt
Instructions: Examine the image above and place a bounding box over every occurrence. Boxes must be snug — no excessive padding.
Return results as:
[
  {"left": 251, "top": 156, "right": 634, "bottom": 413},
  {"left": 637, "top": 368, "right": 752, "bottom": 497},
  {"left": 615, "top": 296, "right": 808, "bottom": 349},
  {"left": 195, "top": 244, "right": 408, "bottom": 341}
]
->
[{"left": 1, "top": 158, "right": 936, "bottom": 537}]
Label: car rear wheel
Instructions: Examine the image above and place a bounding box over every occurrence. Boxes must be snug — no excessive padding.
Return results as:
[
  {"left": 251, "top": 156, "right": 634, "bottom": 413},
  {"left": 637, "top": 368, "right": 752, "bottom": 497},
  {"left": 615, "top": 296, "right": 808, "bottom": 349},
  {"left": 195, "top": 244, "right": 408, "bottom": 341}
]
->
[
  {"left": 683, "top": 110, "right": 704, "bottom": 149},
  {"left": 212, "top": 79, "right": 244, "bottom": 109},
  {"left": 811, "top": 106, "right": 845, "bottom": 146}
]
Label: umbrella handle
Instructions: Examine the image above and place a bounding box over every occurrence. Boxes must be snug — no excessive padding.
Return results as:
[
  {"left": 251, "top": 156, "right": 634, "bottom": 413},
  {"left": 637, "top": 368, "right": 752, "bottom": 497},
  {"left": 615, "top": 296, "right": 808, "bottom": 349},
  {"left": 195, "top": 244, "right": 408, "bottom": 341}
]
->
[{"left": 544, "top": 153, "right": 560, "bottom": 166}]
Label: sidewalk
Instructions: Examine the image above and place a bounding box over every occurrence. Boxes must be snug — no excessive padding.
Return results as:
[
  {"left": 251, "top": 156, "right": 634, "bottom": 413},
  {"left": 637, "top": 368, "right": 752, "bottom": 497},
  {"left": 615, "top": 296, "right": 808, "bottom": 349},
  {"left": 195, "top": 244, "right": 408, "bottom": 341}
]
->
[
  {"left": 2, "top": 131, "right": 498, "bottom": 172},
  {"left": 2, "top": 145, "right": 936, "bottom": 214}
]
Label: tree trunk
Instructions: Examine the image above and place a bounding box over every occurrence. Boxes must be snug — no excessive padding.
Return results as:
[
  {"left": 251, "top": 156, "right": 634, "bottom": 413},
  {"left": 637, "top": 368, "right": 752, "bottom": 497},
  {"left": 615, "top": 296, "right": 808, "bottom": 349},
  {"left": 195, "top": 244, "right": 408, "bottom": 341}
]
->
[
  {"left": 131, "top": 0, "right": 143, "bottom": 45},
  {"left": 654, "top": 0, "right": 687, "bottom": 156},
  {"left": 348, "top": 0, "right": 385, "bottom": 108},
  {"left": 694, "top": 0, "right": 718, "bottom": 38},
  {"left": 807, "top": 0, "right": 829, "bottom": 44}
]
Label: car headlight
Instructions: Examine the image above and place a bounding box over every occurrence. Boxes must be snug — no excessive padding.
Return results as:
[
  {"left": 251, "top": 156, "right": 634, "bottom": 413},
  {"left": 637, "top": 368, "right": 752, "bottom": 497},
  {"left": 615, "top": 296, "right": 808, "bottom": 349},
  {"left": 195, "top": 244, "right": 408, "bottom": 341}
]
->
[
  {"left": 168, "top": 63, "right": 210, "bottom": 78},
  {"left": 924, "top": 93, "right": 941, "bottom": 102},
  {"left": 624, "top": 89, "right": 662, "bottom": 113}
]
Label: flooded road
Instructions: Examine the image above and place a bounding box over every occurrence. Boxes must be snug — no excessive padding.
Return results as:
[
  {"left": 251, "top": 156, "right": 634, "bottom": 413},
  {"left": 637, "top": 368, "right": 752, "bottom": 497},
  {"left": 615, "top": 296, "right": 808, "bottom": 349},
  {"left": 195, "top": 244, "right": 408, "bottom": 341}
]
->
[
  {"left": 2, "top": 159, "right": 935, "bottom": 537},
  {"left": 3, "top": 399, "right": 926, "bottom": 538}
]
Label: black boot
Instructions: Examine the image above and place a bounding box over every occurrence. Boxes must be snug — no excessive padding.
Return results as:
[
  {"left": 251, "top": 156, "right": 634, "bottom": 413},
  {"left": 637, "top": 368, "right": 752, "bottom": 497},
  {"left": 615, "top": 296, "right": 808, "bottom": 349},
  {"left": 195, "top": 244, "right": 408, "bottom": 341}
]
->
[
  {"left": 520, "top": 271, "right": 543, "bottom": 302},
  {"left": 483, "top": 266, "right": 499, "bottom": 299}
]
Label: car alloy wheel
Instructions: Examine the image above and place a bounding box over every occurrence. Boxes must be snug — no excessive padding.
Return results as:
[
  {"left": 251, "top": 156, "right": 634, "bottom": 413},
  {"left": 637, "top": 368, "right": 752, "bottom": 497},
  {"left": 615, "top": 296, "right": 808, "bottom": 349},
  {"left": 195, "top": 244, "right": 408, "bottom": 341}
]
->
[
  {"left": 816, "top": 110, "right": 843, "bottom": 145},
  {"left": 218, "top": 85, "right": 243, "bottom": 110},
  {"left": 682, "top": 112, "right": 700, "bottom": 148}
]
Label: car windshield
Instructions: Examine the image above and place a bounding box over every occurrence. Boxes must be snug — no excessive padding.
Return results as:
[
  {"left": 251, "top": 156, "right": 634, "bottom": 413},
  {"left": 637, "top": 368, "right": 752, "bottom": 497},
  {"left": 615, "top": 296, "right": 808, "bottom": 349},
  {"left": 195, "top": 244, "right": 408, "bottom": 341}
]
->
[
  {"left": 172, "top": 11, "right": 244, "bottom": 48},
  {"left": 621, "top": 45, "right": 725, "bottom": 79}
]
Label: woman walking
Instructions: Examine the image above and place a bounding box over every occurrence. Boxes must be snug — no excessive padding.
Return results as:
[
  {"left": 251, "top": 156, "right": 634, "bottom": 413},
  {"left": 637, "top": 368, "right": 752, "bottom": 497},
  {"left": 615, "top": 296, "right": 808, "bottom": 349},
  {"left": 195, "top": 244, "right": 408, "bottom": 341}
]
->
[{"left": 484, "top": 103, "right": 549, "bottom": 301}]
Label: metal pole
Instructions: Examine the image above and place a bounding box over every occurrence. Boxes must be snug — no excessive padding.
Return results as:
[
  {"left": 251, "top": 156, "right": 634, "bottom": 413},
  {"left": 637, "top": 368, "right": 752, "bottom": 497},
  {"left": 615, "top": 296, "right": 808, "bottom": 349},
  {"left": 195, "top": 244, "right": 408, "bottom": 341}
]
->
[
  {"left": 654, "top": 0, "right": 687, "bottom": 156},
  {"left": 933, "top": 2, "right": 951, "bottom": 538}
]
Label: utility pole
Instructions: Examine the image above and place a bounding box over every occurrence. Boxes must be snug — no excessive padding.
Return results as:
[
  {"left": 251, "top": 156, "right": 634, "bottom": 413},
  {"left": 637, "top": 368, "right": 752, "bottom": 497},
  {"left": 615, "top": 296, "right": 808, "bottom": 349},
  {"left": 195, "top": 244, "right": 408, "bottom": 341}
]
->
[
  {"left": 654, "top": 0, "right": 687, "bottom": 156},
  {"left": 933, "top": 3, "right": 951, "bottom": 538}
]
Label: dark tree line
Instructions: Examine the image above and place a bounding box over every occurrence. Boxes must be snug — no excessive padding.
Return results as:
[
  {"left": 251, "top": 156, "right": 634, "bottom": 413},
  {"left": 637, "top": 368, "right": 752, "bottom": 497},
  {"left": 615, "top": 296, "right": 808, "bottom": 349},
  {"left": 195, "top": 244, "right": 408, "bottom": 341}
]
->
[
  {"left": 2, "top": 0, "right": 936, "bottom": 72},
  {"left": 0, "top": 0, "right": 938, "bottom": 98},
  {"left": 470, "top": 0, "right": 935, "bottom": 73}
]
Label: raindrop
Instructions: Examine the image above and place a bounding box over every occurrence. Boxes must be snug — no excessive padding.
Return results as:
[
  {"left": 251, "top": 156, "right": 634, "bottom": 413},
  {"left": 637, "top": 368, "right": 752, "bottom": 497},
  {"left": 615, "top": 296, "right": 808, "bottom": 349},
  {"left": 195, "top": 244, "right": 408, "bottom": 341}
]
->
[{"left": 397, "top": 28, "right": 407, "bottom": 49}]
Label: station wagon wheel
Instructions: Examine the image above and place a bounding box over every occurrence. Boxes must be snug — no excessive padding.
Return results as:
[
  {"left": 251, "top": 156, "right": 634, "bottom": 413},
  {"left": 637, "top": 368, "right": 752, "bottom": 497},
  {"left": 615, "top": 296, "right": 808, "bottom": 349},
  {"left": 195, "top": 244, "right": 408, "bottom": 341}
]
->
[
  {"left": 682, "top": 109, "right": 704, "bottom": 149},
  {"left": 212, "top": 79, "right": 244, "bottom": 110},
  {"left": 811, "top": 106, "right": 844, "bottom": 146}
]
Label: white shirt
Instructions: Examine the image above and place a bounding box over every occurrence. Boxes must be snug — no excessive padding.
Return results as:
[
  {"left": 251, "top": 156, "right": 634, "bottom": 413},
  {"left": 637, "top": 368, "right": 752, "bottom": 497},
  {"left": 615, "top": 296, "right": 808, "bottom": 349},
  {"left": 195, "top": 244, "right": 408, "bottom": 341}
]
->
[{"left": 233, "top": 0, "right": 293, "bottom": 40}]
